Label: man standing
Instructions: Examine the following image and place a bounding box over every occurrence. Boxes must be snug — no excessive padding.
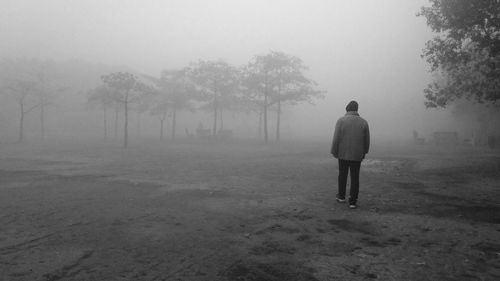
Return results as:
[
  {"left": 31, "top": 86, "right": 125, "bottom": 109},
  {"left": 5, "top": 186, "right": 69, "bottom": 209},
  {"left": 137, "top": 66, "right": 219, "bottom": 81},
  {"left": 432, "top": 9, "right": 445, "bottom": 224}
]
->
[{"left": 331, "top": 101, "right": 370, "bottom": 209}]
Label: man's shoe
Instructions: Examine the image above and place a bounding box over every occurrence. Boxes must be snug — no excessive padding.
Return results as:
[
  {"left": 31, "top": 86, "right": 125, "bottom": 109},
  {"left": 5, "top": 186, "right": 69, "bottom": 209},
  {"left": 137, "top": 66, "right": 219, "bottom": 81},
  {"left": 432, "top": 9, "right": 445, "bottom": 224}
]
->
[
  {"left": 349, "top": 204, "right": 357, "bottom": 209},
  {"left": 336, "top": 197, "right": 346, "bottom": 203}
]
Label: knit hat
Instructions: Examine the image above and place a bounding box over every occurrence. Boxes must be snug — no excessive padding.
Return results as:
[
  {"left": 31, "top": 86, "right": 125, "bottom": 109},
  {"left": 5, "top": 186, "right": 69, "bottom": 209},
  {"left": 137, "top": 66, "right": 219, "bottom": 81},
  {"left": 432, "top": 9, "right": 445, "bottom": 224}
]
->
[{"left": 346, "top": 100, "right": 358, "bottom": 112}]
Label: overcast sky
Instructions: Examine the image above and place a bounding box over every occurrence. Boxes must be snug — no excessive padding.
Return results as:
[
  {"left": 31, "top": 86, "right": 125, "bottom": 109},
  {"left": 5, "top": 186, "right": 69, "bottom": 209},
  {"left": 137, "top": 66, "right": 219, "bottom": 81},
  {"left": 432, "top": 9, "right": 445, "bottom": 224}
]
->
[{"left": 1, "top": 0, "right": 443, "bottom": 139}]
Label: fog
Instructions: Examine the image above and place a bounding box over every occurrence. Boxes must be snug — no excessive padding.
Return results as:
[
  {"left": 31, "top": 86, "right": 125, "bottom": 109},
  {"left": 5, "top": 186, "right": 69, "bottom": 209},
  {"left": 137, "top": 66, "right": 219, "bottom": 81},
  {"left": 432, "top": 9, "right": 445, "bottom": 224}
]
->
[{"left": 1, "top": 0, "right": 458, "bottom": 143}]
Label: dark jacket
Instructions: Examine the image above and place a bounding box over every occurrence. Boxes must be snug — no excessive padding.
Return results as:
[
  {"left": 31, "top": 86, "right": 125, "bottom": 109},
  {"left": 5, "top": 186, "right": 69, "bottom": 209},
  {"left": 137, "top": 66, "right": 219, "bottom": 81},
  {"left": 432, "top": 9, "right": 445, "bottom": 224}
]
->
[{"left": 331, "top": 111, "right": 370, "bottom": 161}]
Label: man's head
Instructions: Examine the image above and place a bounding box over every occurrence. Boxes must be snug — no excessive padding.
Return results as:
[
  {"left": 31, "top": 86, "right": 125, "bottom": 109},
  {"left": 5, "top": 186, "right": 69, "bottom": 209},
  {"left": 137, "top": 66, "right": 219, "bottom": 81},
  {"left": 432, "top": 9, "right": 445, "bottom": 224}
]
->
[{"left": 346, "top": 100, "right": 358, "bottom": 112}]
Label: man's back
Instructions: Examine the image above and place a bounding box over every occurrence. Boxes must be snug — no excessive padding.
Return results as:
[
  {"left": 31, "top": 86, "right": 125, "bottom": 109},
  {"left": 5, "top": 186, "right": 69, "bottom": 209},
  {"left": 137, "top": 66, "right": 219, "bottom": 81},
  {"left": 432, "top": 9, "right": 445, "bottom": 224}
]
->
[{"left": 331, "top": 111, "right": 370, "bottom": 161}]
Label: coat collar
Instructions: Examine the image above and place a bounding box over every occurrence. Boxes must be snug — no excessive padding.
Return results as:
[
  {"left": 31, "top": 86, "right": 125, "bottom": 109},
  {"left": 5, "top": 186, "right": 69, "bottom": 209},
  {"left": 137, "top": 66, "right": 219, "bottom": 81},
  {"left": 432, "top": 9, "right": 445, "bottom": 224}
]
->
[{"left": 345, "top": 111, "right": 359, "bottom": 116}]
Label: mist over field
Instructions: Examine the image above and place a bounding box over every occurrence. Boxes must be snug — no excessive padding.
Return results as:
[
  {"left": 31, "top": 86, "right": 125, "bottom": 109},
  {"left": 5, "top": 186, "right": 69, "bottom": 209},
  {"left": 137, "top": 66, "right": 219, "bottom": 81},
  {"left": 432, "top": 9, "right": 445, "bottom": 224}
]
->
[
  {"left": 1, "top": 1, "right": 500, "bottom": 280},
  {"left": 0, "top": 0, "right": 465, "bottom": 144}
]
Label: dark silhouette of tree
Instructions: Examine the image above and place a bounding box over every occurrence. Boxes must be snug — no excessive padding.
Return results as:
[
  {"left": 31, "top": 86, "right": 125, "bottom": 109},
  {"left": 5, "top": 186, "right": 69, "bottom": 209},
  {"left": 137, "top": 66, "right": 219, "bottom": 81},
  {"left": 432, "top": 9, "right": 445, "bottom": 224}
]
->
[
  {"left": 160, "top": 69, "right": 195, "bottom": 139},
  {"left": 34, "top": 62, "right": 65, "bottom": 140},
  {"left": 243, "top": 58, "right": 273, "bottom": 143},
  {"left": 265, "top": 51, "right": 324, "bottom": 141},
  {"left": 0, "top": 59, "right": 67, "bottom": 141},
  {"left": 187, "top": 60, "right": 239, "bottom": 137},
  {"left": 0, "top": 59, "right": 41, "bottom": 143},
  {"left": 149, "top": 96, "right": 171, "bottom": 140},
  {"left": 143, "top": 75, "right": 169, "bottom": 140},
  {"left": 86, "top": 85, "right": 116, "bottom": 139},
  {"left": 243, "top": 51, "right": 324, "bottom": 142},
  {"left": 101, "top": 72, "right": 151, "bottom": 148},
  {"left": 145, "top": 69, "right": 195, "bottom": 140},
  {"left": 419, "top": 0, "right": 500, "bottom": 107}
]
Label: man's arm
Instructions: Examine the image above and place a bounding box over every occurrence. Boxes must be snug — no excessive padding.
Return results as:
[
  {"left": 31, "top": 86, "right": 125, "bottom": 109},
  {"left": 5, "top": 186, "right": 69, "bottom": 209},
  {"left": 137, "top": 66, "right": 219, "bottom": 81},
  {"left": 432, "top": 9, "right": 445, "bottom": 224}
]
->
[
  {"left": 364, "top": 122, "right": 370, "bottom": 155},
  {"left": 331, "top": 119, "right": 341, "bottom": 158}
]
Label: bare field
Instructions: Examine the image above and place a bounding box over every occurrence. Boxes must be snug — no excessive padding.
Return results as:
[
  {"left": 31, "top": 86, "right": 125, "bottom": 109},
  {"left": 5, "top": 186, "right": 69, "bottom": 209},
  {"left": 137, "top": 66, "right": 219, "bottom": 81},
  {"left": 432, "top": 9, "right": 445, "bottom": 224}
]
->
[{"left": 0, "top": 140, "right": 499, "bottom": 281}]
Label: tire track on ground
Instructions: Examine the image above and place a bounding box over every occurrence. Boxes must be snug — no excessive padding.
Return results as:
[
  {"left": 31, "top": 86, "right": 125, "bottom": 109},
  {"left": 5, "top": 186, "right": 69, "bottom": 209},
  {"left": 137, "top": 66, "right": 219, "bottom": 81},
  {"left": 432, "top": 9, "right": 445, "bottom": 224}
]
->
[
  {"left": 42, "top": 250, "right": 94, "bottom": 281},
  {"left": 0, "top": 233, "right": 55, "bottom": 255}
]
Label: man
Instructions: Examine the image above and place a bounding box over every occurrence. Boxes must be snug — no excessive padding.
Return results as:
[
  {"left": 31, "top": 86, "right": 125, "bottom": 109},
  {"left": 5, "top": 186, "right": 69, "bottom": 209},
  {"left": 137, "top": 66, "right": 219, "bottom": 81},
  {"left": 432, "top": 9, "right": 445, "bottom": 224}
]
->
[{"left": 331, "top": 100, "right": 370, "bottom": 209}]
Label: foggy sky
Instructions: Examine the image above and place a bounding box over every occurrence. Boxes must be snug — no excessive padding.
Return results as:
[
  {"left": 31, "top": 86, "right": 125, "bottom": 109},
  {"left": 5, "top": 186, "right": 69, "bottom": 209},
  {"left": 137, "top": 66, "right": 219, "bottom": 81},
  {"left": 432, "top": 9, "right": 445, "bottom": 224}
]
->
[{"left": 1, "top": 0, "right": 445, "bottom": 140}]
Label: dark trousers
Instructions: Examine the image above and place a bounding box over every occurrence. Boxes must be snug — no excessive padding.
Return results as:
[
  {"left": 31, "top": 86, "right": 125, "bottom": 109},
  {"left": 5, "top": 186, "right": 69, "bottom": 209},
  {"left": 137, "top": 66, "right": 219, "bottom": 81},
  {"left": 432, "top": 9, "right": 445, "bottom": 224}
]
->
[{"left": 337, "top": 159, "right": 361, "bottom": 204}]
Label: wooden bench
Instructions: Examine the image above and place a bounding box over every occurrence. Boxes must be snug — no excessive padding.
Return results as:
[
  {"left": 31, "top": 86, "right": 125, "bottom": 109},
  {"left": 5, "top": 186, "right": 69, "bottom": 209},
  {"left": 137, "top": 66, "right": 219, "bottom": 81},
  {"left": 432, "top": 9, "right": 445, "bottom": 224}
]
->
[
  {"left": 217, "top": 129, "right": 233, "bottom": 140},
  {"left": 412, "top": 130, "right": 425, "bottom": 144},
  {"left": 196, "top": 128, "right": 212, "bottom": 139},
  {"left": 185, "top": 128, "right": 194, "bottom": 139},
  {"left": 433, "top": 131, "right": 458, "bottom": 146}
]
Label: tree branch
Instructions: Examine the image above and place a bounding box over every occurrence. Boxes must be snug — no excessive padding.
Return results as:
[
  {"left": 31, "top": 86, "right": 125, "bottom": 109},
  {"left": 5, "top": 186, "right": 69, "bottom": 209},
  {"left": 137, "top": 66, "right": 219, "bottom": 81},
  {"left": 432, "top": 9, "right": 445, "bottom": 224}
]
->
[{"left": 23, "top": 102, "right": 41, "bottom": 114}]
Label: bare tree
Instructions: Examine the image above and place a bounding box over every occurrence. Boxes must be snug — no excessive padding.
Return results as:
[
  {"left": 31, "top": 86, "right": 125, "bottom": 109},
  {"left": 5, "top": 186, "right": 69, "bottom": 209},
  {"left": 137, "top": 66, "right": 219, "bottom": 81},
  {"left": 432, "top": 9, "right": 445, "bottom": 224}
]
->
[
  {"left": 5, "top": 81, "right": 40, "bottom": 143},
  {"left": 187, "top": 60, "right": 239, "bottom": 137},
  {"left": 0, "top": 59, "right": 69, "bottom": 141},
  {"left": 145, "top": 69, "right": 195, "bottom": 140},
  {"left": 0, "top": 59, "right": 41, "bottom": 143},
  {"left": 243, "top": 51, "right": 324, "bottom": 142},
  {"left": 87, "top": 85, "right": 115, "bottom": 139},
  {"left": 101, "top": 72, "right": 151, "bottom": 148},
  {"left": 265, "top": 52, "right": 324, "bottom": 141}
]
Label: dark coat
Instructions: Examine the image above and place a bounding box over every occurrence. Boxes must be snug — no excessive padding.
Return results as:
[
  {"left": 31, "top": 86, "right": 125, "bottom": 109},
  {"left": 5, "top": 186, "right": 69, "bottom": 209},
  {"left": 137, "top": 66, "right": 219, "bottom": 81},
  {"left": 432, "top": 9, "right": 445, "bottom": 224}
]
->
[{"left": 331, "top": 111, "right": 370, "bottom": 161}]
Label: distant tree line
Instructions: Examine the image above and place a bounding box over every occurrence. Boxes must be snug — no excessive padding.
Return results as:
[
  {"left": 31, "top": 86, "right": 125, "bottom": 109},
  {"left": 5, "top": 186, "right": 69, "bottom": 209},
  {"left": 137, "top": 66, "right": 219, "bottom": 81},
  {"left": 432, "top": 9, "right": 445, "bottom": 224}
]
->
[
  {"left": 0, "top": 51, "right": 324, "bottom": 147},
  {"left": 89, "top": 51, "right": 324, "bottom": 147}
]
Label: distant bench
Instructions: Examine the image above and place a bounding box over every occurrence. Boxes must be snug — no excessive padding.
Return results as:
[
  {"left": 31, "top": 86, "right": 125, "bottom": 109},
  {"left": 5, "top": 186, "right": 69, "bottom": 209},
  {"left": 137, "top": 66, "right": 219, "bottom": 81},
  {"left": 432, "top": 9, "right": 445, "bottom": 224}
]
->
[
  {"left": 196, "top": 128, "right": 212, "bottom": 139},
  {"left": 433, "top": 131, "right": 458, "bottom": 146},
  {"left": 194, "top": 128, "right": 233, "bottom": 140},
  {"left": 217, "top": 129, "right": 233, "bottom": 140},
  {"left": 412, "top": 130, "right": 425, "bottom": 144}
]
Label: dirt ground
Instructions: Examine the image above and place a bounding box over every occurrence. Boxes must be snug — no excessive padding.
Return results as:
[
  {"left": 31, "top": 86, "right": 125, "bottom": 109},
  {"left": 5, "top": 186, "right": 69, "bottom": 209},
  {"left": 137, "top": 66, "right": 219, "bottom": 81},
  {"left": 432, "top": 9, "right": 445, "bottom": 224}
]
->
[{"left": 0, "top": 139, "right": 499, "bottom": 281}]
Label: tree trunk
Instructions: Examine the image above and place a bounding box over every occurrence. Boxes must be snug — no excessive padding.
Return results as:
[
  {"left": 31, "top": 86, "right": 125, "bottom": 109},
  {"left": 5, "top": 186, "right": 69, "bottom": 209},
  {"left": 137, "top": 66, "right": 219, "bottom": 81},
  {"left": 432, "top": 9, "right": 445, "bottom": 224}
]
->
[
  {"left": 213, "top": 106, "right": 217, "bottom": 137},
  {"left": 220, "top": 109, "right": 224, "bottom": 130},
  {"left": 103, "top": 106, "right": 108, "bottom": 139},
  {"left": 276, "top": 99, "right": 281, "bottom": 142},
  {"left": 276, "top": 79, "right": 282, "bottom": 142},
  {"left": 124, "top": 100, "right": 129, "bottom": 148},
  {"left": 258, "top": 109, "right": 262, "bottom": 139},
  {"left": 213, "top": 81, "right": 218, "bottom": 137},
  {"left": 264, "top": 97, "right": 268, "bottom": 143},
  {"left": 114, "top": 107, "right": 119, "bottom": 138},
  {"left": 264, "top": 78, "right": 269, "bottom": 144},
  {"left": 40, "top": 101, "right": 45, "bottom": 140},
  {"left": 38, "top": 76, "right": 46, "bottom": 140},
  {"left": 172, "top": 107, "right": 177, "bottom": 140},
  {"left": 213, "top": 98, "right": 217, "bottom": 137},
  {"left": 18, "top": 102, "right": 24, "bottom": 143},
  {"left": 160, "top": 118, "right": 164, "bottom": 140}
]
